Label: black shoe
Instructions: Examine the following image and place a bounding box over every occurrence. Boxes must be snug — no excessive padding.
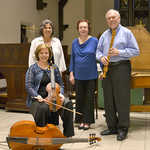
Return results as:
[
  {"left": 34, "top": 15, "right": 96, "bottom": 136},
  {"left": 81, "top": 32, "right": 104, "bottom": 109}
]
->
[
  {"left": 117, "top": 128, "right": 128, "bottom": 141},
  {"left": 101, "top": 129, "right": 118, "bottom": 136}
]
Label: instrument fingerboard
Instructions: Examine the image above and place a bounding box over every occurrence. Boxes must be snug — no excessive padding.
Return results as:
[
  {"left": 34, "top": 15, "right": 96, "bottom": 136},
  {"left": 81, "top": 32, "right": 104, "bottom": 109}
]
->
[{"left": 50, "top": 65, "right": 55, "bottom": 89}]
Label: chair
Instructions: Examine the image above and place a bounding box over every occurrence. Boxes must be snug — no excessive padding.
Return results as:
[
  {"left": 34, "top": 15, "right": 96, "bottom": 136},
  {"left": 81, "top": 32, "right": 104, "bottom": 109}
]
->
[{"left": 0, "top": 76, "right": 8, "bottom": 108}]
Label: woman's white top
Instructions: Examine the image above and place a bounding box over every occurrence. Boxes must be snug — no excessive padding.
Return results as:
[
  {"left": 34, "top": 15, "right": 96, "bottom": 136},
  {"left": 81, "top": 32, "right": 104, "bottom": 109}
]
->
[{"left": 28, "top": 36, "right": 66, "bottom": 72}]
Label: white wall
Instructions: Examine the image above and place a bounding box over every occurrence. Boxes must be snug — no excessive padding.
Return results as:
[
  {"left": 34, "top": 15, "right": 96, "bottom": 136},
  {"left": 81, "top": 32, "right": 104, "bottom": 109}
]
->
[
  {"left": 62, "top": 0, "right": 85, "bottom": 51},
  {"left": 62, "top": 0, "right": 114, "bottom": 53},
  {"left": 91, "top": 0, "right": 114, "bottom": 37},
  {"left": 0, "top": 0, "right": 58, "bottom": 43},
  {"left": 0, "top": 0, "right": 114, "bottom": 46}
]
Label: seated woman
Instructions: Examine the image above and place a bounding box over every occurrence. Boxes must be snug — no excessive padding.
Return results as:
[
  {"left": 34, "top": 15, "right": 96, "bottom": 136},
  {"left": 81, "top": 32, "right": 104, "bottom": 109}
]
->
[{"left": 25, "top": 43, "right": 74, "bottom": 137}]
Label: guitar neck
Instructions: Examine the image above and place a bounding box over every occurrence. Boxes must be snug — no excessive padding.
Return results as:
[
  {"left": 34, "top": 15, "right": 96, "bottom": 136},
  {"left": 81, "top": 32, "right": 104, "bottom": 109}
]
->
[
  {"left": 7, "top": 137, "right": 89, "bottom": 145},
  {"left": 51, "top": 138, "right": 88, "bottom": 144}
]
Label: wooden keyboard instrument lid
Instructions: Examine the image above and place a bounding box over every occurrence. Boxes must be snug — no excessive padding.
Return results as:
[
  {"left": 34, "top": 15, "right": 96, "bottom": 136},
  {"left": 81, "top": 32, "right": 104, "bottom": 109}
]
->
[{"left": 128, "top": 25, "right": 150, "bottom": 72}]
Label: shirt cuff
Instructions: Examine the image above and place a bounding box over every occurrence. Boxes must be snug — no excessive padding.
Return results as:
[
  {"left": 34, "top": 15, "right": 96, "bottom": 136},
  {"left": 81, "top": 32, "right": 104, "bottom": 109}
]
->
[{"left": 118, "top": 50, "right": 125, "bottom": 56}]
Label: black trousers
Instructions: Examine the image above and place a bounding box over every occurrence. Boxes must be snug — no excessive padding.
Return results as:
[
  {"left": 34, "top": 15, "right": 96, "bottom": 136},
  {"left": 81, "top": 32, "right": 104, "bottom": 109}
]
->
[
  {"left": 30, "top": 98, "right": 74, "bottom": 137},
  {"left": 75, "top": 79, "right": 96, "bottom": 124},
  {"left": 102, "top": 61, "right": 131, "bottom": 129}
]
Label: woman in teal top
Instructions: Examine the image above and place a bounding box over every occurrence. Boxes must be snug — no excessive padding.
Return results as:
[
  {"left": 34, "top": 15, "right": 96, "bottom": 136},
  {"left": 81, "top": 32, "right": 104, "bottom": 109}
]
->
[{"left": 69, "top": 19, "right": 98, "bottom": 130}]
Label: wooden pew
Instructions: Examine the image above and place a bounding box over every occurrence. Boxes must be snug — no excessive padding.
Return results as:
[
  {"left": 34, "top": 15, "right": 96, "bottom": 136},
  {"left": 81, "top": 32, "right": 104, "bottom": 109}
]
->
[{"left": 0, "top": 44, "right": 30, "bottom": 111}]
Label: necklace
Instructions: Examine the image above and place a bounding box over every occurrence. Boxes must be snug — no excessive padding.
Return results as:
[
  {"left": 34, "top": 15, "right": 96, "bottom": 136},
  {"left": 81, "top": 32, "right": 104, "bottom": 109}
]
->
[
  {"left": 79, "top": 35, "right": 91, "bottom": 44},
  {"left": 44, "top": 37, "right": 51, "bottom": 47}
]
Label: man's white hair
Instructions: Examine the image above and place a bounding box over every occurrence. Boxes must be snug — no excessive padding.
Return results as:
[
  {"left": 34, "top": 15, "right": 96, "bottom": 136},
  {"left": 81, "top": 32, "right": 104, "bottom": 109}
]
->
[{"left": 105, "top": 9, "right": 120, "bottom": 19}]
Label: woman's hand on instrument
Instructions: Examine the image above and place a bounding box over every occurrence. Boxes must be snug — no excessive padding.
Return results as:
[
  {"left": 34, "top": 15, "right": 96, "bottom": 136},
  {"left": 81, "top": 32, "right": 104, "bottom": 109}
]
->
[
  {"left": 101, "top": 56, "right": 109, "bottom": 65},
  {"left": 59, "top": 93, "right": 65, "bottom": 103},
  {"left": 98, "top": 72, "right": 103, "bottom": 80},
  {"left": 35, "top": 95, "right": 45, "bottom": 102},
  {"left": 69, "top": 72, "right": 75, "bottom": 85},
  {"left": 108, "top": 48, "right": 119, "bottom": 56},
  {"left": 38, "top": 98, "right": 45, "bottom": 102}
]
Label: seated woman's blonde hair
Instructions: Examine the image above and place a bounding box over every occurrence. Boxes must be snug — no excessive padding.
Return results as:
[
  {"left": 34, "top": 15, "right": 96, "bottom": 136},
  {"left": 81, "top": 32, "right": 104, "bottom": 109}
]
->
[{"left": 34, "top": 44, "right": 52, "bottom": 61}]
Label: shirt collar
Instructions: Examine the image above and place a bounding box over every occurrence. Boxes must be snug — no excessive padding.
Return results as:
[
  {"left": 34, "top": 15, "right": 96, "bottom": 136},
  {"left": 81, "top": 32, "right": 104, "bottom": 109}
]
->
[{"left": 109, "top": 24, "right": 121, "bottom": 34}]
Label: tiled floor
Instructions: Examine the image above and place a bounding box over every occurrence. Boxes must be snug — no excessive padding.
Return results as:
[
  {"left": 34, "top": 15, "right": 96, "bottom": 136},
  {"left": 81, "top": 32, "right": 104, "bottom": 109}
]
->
[{"left": 0, "top": 108, "right": 150, "bottom": 150}]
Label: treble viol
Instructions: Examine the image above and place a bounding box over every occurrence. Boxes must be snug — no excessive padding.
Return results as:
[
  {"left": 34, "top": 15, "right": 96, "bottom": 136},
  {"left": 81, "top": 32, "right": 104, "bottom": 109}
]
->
[
  {"left": 45, "top": 64, "right": 82, "bottom": 115},
  {"left": 102, "top": 30, "right": 116, "bottom": 78}
]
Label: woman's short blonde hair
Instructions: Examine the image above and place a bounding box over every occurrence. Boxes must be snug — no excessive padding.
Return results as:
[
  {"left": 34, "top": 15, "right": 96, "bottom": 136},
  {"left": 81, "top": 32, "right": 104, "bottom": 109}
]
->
[{"left": 34, "top": 43, "right": 52, "bottom": 61}]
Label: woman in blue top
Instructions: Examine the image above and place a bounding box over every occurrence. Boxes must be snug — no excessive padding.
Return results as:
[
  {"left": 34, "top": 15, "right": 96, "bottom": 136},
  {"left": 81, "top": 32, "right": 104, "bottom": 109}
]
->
[
  {"left": 25, "top": 43, "right": 74, "bottom": 137},
  {"left": 69, "top": 19, "right": 98, "bottom": 130}
]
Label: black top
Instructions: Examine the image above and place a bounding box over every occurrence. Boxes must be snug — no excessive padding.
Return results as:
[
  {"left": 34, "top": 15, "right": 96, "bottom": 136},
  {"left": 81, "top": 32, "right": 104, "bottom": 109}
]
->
[{"left": 38, "top": 70, "right": 50, "bottom": 98}]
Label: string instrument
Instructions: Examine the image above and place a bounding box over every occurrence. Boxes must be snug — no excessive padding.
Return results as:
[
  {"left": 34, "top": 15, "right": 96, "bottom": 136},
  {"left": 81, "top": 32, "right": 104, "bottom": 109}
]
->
[
  {"left": 6, "top": 120, "right": 101, "bottom": 150},
  {"left": 46, "top": 64, "right": 62, "bottom": 112},
  {"left": 102, "top": 30, "right": 116, "bottom": 78},
  {"left": 45, "top": 64, "right": 82, "bottom": 115}
]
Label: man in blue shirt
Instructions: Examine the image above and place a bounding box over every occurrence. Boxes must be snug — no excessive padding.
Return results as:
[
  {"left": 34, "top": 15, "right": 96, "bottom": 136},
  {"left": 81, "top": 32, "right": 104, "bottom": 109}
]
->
[{"left": 96, "top": 9, "right": 140, "bottom": 141}]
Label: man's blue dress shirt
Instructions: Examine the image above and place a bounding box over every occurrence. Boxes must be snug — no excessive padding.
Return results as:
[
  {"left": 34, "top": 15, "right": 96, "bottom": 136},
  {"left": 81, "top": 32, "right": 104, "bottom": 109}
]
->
[{"left": 96, "top": 24, "right": 140, "bottom": 62}]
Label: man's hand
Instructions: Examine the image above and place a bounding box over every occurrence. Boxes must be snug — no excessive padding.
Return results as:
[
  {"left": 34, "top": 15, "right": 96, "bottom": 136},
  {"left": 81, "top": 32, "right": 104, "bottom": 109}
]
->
[
  {"left": 101, "top": 56, "right": 109, "bottom": 65},
  {"left": 108, "top": 48, "right": 119, "bottom": 56}
]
